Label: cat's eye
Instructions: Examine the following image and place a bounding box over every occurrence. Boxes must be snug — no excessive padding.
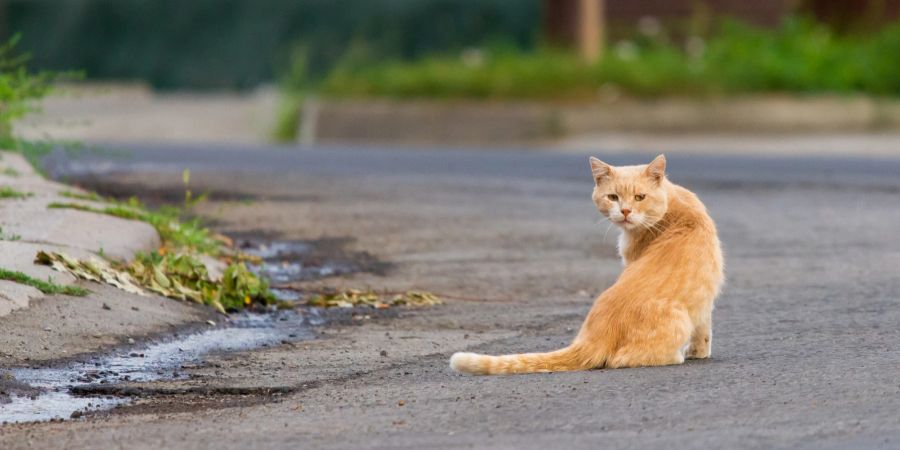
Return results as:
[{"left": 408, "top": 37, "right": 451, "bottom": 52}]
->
[
  {"left": 635, "top": 194, "right": 646, "bottom": 201},
  {"left": 607, "top": 194, "right": 619, "bottom": 201}
]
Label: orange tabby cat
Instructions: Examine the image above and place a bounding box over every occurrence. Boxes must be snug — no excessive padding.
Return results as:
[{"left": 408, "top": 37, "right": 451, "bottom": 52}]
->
[{"left": 450, "top": 155, "right": 724, "bottom": 375}]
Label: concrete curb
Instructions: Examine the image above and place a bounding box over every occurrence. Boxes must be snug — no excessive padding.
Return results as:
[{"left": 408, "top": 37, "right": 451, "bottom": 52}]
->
[
  {"left": 301, "top": 96, "right": 900, "bottom": 146},
  {"left": 0, "top": 150, "right": 160, "bottom": 317}
]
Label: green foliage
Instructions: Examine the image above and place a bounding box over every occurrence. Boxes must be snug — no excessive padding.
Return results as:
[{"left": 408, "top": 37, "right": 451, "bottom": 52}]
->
[
  {"left": 700, "top": 18, "right": 900, "bottom": 95},
  {"left": 0, "top": 186, "right": 31, "bottom": 199},
  {"left": 129, "top": 252, "right": 274, "bottom": 313},
  {"left": 217, "top": 263, "right": 275, "bottom": 311},
  {"left": 38, "top": 243, "right": 275, "bottom": 313},
  {"left": 321, "top": 46, "right": 594, "bottom": 99},
  {"left": 59, "top": 190, "right": 104, "bottom": 202},
  {"left": 9, "top": 0, "right": 539, "bottom": 90},
  {"left": 0, "top": 267, "right": 88, "bottom": 296},
  {"left": 317, "top": 17, "right": 900, "bottom": 99},
  {"left": 0, "top": 35, "right": 55, "bottom": 139},
  {"left": 0, "top": 227, "right": 21, "bottom": 241},
  {"left": 44, "top": 196, "right": 278, "bottom": 311},
  {"left": 272, "top": 93, "right": 304, "bottom": 142},
  {"left": 48, "top": 200, "right": 223, "bottom": 255},
  {"left": 0, "top": 139, "right": 52, "bottom": 173}
]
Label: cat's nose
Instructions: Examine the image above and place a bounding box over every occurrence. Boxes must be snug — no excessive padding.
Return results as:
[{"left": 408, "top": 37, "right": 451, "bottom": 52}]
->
[{"left": 621, "top": 208, "right": 631, "bottom": 217}]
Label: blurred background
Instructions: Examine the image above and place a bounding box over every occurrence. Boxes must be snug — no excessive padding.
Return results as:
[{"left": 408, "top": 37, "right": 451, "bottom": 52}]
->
[{"left": 3, "top": 0, "right": 900, "bottom": 152}]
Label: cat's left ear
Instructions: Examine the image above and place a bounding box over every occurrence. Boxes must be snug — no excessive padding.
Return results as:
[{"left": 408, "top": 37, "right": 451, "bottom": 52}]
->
[
  {"left": 589, "top": 157, "right": 613, "bottom": 183},
  {"left": 644, "top": 154, "right": 666, "bottom": 183}
]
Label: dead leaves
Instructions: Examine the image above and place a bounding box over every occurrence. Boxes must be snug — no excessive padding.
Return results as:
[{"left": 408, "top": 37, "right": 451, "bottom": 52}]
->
[
  {"left": 129, "top": 252, "right": 209, "bottom": 305},
  {"left": 35, "top": 250, "right": 274, "bottom": 314},
  {"left": 35, "top": 251, "right": 145, "bottom": 296},
  {"left": 307, "top": 289, "right": 441, "bottom": 309}
]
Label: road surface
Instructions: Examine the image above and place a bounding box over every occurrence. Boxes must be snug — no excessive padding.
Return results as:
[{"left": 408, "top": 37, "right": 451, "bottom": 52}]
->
[{"left": 3, "top": 143, "right": 900, "bottom": 449}]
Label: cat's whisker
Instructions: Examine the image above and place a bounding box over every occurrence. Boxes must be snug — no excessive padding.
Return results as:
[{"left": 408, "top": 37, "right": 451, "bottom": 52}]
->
[{"left": 602, "top": 222, "right": 615, "bottom": 242}]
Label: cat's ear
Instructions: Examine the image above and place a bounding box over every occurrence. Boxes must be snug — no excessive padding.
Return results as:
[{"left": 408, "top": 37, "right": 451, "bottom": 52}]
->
[
  {"left": 644, "top": 154, "right": 666, "bottom": 183},
  {"left": 589, "top": 157, "right": 613, "bottom": 183}
]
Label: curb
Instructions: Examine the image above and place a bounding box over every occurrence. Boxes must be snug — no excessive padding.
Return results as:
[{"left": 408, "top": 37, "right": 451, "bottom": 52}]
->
[
  {"left": 0, "top": 151, "right": 160, "bottom": 317},
  {"left": 299, "top": 96, "right": 900, "bottom": 145}
]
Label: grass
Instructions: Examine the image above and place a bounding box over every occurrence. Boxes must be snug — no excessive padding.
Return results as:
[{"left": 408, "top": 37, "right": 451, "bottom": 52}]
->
[
  {"left": 48, "top": 200, "right": 223, "bottom": 255},
  {"left": 0, "top": 186, "right": 31, "bottom": 199},
  {"left": 59, "top": 190, "right": 104, "bottom": 202},
  {"left": 0, "top": 36, "right": 272, "bottom": 312},
  {"left": 272, "top": 92, "right": 305, "bottom": 142},
  {"left": 0, "top": 36, "right": 56, "bottom": 140},
  {"left": 0, "top": 268, "right": 89, "bottom": 296},
  {"left": 312, "top": 17, "right": 900, "bottom": 100},
  {"left": 0, "top": 139, "right": 58, "bottom": 177},
  {"left": 44, "top": 198, "right": 278, "bottom": 312},
  {"left": 2, "top": 167, "right": 20, "bottom": 177},
  {"left": 0, "top": 227, "right": 21, "bottom": 241}
]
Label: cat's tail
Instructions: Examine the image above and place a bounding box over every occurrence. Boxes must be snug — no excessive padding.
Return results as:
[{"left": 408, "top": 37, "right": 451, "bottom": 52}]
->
[{"left": 449, "top": 345, "right": 595, "bottom": 375}]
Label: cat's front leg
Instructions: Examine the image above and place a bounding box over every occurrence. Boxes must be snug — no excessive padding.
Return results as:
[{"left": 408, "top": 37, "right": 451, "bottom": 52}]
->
[{"left": 686, "top": 320, "right": 711, "bottom": 359}]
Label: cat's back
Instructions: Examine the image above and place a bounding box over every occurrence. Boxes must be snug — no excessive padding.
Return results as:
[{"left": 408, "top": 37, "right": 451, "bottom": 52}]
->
[
  {"left": 628, "top": 182, "right": 723, "bottom": 284},
  {"left": 669, "top": 183, "right": 717, "bottom": 231},
  {"left": 667, "top": 182, "right": 725, "bottom": 292}
]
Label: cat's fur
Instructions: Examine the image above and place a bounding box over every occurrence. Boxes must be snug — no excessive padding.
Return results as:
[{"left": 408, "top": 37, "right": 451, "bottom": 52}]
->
[{"left": 450, "top": 155, "right": 724, "bottom": 375}]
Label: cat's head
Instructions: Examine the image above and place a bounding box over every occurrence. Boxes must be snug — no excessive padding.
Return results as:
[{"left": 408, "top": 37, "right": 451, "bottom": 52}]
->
[{"left": 590, "top": 154, "right": 669, "bottom": 231}]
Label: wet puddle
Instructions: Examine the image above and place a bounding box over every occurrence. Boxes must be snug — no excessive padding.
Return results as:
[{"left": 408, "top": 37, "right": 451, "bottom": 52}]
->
[
  {"left": 1, "top": 309, "right": 320, "bottom": 423},
  {"left": 239, "top": 237, "right": 386, "bottom": 286},
  {"left": 0, "top": 238, "right": 374, "bottom": 424}
]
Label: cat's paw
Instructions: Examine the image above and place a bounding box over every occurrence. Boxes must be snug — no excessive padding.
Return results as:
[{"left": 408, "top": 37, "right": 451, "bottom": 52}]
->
[{"left": 685, "top": 345, "right": 710, "bottom": 359}]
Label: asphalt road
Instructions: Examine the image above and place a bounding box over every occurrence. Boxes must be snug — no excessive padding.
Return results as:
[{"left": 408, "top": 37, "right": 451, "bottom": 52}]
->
[{"left": 5, "top": 143, "right": 900, "bottom": 449}]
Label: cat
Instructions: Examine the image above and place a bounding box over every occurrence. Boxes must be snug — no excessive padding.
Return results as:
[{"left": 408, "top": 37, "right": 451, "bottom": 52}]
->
[{"left": 450, "top": 154, "right": 724, "bottom": 375}]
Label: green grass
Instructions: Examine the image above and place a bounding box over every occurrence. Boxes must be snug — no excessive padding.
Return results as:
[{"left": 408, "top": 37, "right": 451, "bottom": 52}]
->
[
  {"left": 59, "top": 190, "right": 105, "bottom": 202},
  {"left": 2, "top": 167, "right": 20, "bottom": 177},
  {"left": 0, "top": 186, "right": 32, "bottom": 199},
  {"left": 0, "top": 268, "right": 89, "bottom": 296},
  {"left": 313, "top": 17, "right": 900, "bottom": 100},
  {"left": 0, "top": 226, "right": 21, "bottom": 241},
  {"left": 272, "top": 92, "right": 305, "bottom": 142},
  {"left": 44, "top": 200, "right": 279, "bottom": 311},
  {"left": 47, "top": 200, "right": 223, "bottom": 255},
  {"left": 0, "top": 139, "right": 59, "bottom": 177}
]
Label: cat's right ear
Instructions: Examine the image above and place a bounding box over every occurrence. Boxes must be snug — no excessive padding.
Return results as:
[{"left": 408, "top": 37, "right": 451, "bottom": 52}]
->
[{"left": 589, "top": 157, "right": 613, "bottom": 183}]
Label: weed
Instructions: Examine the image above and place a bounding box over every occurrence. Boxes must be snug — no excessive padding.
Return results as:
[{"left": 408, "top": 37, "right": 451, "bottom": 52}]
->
[
  {"left": 47, "top": 201, "right": 223, "bottom": 255},
  {"left": 0, "top": 267, "right": 88, "bottom": 296},
  {"left": 0, "top": 186, "right": 31, "bottom": 199},
  {"left": 0, "top": 227, "right": 21, "bottom": 241},
  {"left": 59, "top": 190, "right": 104, "bottom": 202},
  {"left": 38, "top": 250, "right": 274, "bottom": 313}
]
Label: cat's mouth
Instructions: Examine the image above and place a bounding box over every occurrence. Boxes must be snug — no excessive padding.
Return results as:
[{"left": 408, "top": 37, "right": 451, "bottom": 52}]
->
[{"left": 617, "top": 218, "right": 639, "bottom": 229}]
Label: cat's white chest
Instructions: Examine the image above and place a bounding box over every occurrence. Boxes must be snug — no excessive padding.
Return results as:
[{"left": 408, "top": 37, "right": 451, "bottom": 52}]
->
[{"left": 617, "top": 232, "right": 630, "bottom": 265}]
